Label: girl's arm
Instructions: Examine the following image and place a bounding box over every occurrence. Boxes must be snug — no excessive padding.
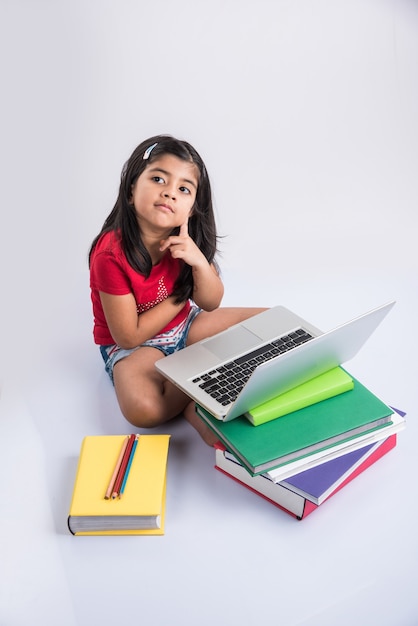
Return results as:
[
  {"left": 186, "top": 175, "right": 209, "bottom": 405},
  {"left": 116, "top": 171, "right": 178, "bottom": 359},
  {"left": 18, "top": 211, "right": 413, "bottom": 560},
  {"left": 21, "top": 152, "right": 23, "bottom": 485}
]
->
[
  {"left": 99, "top": 292, "right": 186, "bottom": 350},
  {"left": 160, "top": 220, "right": 224, "bottom": 311},
  {"left": 191, "top": 261, "right": 224, "bottom": 311}
]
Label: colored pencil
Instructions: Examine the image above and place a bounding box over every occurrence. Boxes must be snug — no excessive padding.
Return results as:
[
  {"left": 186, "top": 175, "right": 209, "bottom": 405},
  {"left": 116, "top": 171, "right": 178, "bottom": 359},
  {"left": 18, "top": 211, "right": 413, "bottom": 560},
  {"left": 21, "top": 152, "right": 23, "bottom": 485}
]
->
[
  {"left": 119, "top": 435, "right": 139, "bottom": 498},
  {"left": 104, "top": 435, "right": 129, "bottom": 499},
  {"left": 111, "top": 434, "right": 136, "bottom": 499}
]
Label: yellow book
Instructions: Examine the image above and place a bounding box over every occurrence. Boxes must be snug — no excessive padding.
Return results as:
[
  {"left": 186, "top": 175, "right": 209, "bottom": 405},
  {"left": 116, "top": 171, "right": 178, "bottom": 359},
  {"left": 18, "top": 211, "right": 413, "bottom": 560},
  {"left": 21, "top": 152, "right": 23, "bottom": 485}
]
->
[{"left": 68, "top": 434, "right": 170, "bottom": 536}]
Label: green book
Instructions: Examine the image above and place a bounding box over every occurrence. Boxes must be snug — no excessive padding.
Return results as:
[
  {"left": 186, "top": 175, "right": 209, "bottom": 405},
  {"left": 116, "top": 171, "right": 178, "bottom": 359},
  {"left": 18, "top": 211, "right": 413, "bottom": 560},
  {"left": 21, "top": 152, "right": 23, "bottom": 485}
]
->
[
  {"left": 245, "top": 367, "right": 354, "bottom": 426},
  {"left": 196, "top": 377, "right": 393, "bottom": 475}
]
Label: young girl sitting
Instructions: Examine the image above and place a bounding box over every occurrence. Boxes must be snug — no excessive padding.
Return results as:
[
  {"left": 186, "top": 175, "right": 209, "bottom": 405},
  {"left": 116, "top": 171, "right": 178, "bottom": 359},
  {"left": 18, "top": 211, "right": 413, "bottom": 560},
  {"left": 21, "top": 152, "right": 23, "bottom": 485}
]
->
[{"left": 89, "top": 135, "right": 265, "bottom": 444}]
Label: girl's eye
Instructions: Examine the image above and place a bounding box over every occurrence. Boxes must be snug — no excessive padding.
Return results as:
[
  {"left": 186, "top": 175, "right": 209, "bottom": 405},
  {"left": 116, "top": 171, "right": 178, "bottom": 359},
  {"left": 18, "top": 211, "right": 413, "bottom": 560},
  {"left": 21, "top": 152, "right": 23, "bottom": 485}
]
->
[
  {"left": 179, "top": 186, "right": 190, "bottom": 194},
  {"left": 152, "top": 176, "right": 164, "bottom": 184}
]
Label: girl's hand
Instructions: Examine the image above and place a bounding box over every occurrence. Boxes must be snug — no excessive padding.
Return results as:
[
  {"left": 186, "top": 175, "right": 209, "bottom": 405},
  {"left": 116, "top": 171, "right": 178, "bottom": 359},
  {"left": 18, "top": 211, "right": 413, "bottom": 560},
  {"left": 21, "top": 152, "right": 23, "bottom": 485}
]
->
[
  {"left": 159, "top": 219, "right": 207, "bottom": 269},
  {"left": 160, "top": 218, "right": 224, "bottom": 311}
]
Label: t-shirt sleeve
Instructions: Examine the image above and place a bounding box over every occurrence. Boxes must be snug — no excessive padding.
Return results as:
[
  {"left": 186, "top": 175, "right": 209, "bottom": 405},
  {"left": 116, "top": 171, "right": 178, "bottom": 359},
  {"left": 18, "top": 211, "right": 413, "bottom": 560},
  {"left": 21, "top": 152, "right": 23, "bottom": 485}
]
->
[{"left": 90, "top": 250, "right": 132, "bottom": 295}]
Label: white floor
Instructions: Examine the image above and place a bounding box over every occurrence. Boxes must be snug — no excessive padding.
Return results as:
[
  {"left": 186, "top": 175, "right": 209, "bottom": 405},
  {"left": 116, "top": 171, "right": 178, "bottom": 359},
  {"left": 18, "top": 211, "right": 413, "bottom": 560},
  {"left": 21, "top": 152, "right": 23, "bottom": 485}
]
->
[{"left": 1, "top": 1, "right": 418, "bottom": 625}]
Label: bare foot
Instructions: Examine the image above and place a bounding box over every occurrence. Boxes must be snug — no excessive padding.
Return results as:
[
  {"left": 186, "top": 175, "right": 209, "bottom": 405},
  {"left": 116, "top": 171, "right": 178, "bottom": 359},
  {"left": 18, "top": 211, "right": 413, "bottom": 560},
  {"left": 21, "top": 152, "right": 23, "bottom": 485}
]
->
[{"left": 184, "top": 401, "right": 219, "bottom": 446}]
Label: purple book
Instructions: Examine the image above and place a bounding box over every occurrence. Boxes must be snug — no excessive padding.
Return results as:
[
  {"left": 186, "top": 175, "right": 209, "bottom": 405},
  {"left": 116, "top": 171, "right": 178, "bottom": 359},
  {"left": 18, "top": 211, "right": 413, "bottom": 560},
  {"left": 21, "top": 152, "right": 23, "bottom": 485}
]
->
[
  {"left": 280, "top": 439, "right": 384, "bottom": 504},
  {"left": 279, "top": 406, "right": 405, "bottom": 504}
]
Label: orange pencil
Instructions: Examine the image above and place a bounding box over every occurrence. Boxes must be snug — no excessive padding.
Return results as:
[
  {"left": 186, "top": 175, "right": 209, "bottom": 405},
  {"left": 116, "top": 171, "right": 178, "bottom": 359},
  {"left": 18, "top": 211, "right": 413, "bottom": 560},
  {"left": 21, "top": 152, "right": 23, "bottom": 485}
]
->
[
  {"left": 111, "top": 434, "right": 136, "bottom": 499},
  {"left": 104, "top": 436, "right": 129, "bottom": 500}
]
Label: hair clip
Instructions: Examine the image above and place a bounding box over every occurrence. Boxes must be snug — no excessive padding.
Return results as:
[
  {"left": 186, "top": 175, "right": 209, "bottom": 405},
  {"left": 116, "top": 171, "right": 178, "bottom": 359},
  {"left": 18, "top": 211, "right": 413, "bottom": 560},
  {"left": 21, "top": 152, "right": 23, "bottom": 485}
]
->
[{"left": 143, "top": 142, "right": 158, "bottom": 160}]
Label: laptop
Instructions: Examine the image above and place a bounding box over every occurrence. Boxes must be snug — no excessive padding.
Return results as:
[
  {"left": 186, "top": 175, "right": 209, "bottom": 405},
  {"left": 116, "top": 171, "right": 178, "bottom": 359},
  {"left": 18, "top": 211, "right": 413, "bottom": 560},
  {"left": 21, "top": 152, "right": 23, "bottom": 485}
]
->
[{"left": 156, "top": 301, "right": 395, "bottom": 421}]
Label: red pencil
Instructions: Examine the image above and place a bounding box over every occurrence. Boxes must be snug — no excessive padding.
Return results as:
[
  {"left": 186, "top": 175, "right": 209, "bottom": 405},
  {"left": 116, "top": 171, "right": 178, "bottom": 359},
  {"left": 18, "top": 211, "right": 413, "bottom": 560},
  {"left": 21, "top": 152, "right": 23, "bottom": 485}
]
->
[
  {"left": 111, "top": 434, "right": 136, "bottom": 499},
  {"left": 104, "top": 436, "right": 129, "bottom": 500}
]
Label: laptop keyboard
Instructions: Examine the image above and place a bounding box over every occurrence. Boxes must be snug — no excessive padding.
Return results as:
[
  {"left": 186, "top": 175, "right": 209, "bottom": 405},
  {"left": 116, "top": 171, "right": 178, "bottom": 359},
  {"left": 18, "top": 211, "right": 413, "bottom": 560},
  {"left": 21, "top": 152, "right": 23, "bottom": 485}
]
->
[{"left": 191, "top": 328, "right": 314, "bottom": 407}]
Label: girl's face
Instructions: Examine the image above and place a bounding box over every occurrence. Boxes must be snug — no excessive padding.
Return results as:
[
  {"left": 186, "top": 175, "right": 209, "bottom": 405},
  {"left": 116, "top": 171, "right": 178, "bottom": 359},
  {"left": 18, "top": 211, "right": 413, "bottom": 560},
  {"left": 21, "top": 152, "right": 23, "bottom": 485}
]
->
[{"left": 131, "top": 154, "right": 199, "bottom": 235}]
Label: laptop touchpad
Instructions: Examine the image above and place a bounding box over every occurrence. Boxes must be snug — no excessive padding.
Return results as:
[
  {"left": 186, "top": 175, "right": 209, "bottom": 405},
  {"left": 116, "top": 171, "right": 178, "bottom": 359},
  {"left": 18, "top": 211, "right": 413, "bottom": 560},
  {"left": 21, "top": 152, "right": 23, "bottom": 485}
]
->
[{"left": 202, "top": 326, "right": 262, "bottom": 360}]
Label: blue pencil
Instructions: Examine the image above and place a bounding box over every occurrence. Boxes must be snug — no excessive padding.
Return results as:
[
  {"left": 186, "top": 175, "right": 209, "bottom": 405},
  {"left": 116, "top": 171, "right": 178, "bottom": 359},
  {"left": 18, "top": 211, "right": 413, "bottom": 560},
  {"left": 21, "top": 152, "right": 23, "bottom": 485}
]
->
[{"left": 119, "top": 436, "right": 139, "bottom": 497}]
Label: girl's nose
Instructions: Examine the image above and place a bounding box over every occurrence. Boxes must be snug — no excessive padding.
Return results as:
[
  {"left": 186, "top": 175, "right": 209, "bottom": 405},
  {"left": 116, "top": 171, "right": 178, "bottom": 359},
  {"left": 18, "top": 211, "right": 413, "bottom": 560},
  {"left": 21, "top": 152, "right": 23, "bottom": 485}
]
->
[{"left": 163, "top": 188, "right": 176, "bottom": 200}]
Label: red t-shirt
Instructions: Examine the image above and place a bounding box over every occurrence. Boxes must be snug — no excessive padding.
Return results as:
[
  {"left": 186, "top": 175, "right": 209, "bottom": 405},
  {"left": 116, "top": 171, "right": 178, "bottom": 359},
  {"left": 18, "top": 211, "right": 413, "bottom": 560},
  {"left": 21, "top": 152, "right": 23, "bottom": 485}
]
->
[{"left": 90, "top": 231, "right": 191, "bottom": 345}]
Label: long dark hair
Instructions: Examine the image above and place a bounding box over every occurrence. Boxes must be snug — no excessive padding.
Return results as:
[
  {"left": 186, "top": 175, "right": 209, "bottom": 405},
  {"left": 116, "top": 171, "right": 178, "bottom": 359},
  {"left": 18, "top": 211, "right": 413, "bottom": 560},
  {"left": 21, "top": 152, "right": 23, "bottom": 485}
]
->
[{"left": 89, "top": 135, "right": 219, "bottom": 303}]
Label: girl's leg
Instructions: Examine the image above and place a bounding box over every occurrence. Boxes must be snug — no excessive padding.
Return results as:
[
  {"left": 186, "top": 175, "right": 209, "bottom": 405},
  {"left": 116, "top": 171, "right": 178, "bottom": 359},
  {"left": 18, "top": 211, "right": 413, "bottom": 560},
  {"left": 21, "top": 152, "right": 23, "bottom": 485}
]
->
[
  {"left": 112, "top": 346, "right": 189, "bottom": 427},
  {"left": 183, "top": 401, "right": 219, "bottom": 446},
  {"left": 113, "top": 346, "right": 218, "bottom": 445}
]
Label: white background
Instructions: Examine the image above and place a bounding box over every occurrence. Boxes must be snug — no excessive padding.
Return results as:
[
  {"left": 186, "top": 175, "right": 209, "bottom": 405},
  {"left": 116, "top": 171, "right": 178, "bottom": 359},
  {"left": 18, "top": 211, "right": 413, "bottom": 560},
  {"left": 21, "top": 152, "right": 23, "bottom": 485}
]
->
[{"left": 1, "top": 1, "right": 417, "bottom": 624}]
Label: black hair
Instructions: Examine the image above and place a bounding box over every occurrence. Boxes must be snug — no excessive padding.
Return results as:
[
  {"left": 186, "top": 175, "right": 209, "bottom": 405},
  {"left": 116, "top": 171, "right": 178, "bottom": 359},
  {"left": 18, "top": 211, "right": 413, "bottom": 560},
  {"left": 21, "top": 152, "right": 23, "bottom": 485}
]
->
[{"left": 89, "top": 135, "right": 219, "bottom": 303}]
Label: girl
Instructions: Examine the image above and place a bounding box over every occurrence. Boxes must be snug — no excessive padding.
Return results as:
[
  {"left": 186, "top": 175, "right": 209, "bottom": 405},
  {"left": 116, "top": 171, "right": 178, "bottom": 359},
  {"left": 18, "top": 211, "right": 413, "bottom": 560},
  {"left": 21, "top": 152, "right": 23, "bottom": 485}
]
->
[{"left": 89, "top": 135, "right": 265, "bottom": 445}]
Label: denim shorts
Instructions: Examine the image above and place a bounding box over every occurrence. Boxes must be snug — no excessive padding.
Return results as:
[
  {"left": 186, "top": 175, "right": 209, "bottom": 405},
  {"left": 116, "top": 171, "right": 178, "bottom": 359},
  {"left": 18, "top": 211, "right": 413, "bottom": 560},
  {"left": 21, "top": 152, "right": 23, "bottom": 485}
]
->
[{"left": 100, "top": 304, "right": 201, "bottom": 383}]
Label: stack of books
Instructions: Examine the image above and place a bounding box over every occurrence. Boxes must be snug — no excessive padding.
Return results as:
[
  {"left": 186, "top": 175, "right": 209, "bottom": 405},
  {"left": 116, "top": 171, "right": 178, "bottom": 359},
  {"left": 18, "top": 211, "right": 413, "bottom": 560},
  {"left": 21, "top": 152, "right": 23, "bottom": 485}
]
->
[{"left": 196, "top": 367, "right": 406, "bottom": 520}]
